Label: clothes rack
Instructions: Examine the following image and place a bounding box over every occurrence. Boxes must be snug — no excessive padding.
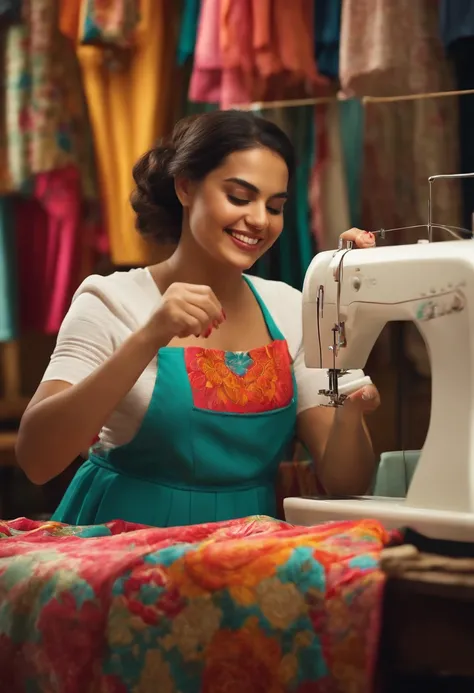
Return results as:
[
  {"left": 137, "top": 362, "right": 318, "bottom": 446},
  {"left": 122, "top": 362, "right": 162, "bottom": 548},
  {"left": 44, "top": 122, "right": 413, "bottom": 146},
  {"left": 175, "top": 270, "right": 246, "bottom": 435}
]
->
[{"left": 232, "top": 87, "right": 474, "bottom": 111}]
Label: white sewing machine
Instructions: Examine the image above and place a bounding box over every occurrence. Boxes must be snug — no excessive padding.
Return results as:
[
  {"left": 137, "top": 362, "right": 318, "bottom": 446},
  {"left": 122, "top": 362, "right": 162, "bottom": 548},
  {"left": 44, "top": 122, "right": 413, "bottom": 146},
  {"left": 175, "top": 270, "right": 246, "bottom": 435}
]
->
[{"left": 284, "top": 238, "right": 474, "bottom": 541}]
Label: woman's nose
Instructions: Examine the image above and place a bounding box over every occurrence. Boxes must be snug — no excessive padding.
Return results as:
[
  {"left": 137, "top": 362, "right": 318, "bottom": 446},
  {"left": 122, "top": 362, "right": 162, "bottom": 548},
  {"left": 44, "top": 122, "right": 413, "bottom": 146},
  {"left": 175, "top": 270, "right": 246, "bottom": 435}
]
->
[{"left": 245, "top": 202, "right": 268, "bottom": 230}]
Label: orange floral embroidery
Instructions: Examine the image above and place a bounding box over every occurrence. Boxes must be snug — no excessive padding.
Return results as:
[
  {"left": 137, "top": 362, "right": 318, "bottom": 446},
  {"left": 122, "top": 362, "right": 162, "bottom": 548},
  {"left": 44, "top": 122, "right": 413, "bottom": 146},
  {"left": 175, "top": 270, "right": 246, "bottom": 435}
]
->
[{"left": 184, "top": 340, "right": 294, "bottom": 413}]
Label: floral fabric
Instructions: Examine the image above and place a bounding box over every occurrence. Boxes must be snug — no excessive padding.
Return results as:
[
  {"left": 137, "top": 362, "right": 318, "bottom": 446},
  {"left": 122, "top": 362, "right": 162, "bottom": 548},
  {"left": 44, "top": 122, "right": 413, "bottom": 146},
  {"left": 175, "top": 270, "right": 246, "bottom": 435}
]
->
[
  {"left": 0, "top": 515, "right": 396, "bottom": 692},
  {"left": 184, "top": 341, "right": 294, "bottom": 413},
  {"left": 79, "top": 0, "right": 140, "bottom": 48}
]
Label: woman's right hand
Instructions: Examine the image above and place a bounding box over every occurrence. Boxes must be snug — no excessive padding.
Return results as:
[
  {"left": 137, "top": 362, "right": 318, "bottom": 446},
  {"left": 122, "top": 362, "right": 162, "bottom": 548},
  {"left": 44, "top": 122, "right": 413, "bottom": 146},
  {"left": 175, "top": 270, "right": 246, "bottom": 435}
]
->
[{"left": 146, "top": 283, "right": 225, "bottom": 344}]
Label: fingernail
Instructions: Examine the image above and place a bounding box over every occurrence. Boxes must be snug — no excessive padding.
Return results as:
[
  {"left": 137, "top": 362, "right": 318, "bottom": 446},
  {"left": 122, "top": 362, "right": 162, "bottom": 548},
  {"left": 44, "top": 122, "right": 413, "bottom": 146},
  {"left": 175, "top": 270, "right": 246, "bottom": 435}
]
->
[
  {"left": 213, "top": 320, "right": 220, "bottom": 329},
  {"left": 362, "top": 387, "right": 374, "bottom": 400},
  {"left": 203, "top": 327, "right": 212, "bottom": 338},
  {"left": 221, "top": 310, "right": 226, "bottom": 321}
]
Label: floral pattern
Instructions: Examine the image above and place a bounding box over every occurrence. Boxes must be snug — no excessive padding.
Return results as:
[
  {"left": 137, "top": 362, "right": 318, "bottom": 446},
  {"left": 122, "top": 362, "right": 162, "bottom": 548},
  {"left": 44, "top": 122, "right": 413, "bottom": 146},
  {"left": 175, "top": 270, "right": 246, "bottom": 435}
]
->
[
  {"left": 0, "top": 515, "right": 398, "bottom": 692},
  {"left": 185, "top": 340, "right": 294, "bottom": 413},
  {"left": 79, "top": 0, "right": 140, "bottom": 49}
]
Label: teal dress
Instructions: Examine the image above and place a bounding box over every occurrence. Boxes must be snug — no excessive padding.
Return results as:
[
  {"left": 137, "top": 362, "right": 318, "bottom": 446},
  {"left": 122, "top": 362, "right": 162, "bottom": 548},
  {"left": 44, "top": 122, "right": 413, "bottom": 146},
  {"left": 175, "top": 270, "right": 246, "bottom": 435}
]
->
[{"left": 52, "top": 279, "right": 297, "bottom": 527}]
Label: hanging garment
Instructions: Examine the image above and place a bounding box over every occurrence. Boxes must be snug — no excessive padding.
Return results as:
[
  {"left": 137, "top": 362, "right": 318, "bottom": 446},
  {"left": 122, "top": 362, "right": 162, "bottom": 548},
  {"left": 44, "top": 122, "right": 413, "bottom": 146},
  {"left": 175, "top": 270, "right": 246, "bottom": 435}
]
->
[
  {"left": 16, "top": 166, "right": 83, "bottom": 334},
  {"left": 340, "top": 0, "right": 453, "bottom": 97},
  {"left": 190, "top": 0, "right": 328, "bottom": 107},
  {"left": 78, "top": 0, "right": 181, "bottom": 265},
  {"left": 251, "top": 106, "right": 316, "bottom": 288},
  {"left": 310, "top": 102, "right": 351, "bottom": 251},
  {"left": 439, "top": 0, "right": 474, "bottom": 232},
  {"left": 314, "top": 0, "right": 342, "bottom": 80},
  {"left": 58, "top": 0, "right": 81, "bottom": 43},
  {"left": 177, "top": 0, "right": 201, "bottom": 65},
  {"left": 339, "top": 98, "right": 364, "bottom": 229},
  {"left": 0, "top": 0, "right": 21, "bottom": 25},
  {"left": 79, "top": 0, "right": 139, "bottom": 48},
  {"left": 5, "top": 0, "right": 98, "bottom": 198},
  {"left": 0, "top": 198, "right": 18, "bottom": 342}
]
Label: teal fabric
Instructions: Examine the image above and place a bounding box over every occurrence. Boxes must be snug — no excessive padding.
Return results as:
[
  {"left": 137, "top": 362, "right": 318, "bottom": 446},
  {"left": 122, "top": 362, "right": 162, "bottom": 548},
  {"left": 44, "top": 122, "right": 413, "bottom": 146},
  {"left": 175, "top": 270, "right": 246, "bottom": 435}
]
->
[
  {"left": 52, "top": 277, "right": 297, "bottom": 528},
  {"left": 0, "top": 197, "right": 18, "bottom": 342},
  {"left": 176, "top": 0, "right": 201, "bottom": 65},
  {"left": 373, "top": 450, "right": 421, "bottom": 498},
  {"left": 314, "top": 0, "right": 342, "bottom": 79},
  {"left": 340, "top": 99, "right": 364, "bottom": 229},
  {"left": 253, "top": 106, "right": 316, "bottom": 289}
]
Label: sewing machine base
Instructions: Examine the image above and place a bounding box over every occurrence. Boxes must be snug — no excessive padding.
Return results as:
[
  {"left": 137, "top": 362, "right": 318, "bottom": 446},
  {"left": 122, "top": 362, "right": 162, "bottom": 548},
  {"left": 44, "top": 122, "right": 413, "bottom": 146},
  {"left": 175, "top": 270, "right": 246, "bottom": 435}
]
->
[{"left": 284, "top": 497, "right": 474, "bottom": 542}]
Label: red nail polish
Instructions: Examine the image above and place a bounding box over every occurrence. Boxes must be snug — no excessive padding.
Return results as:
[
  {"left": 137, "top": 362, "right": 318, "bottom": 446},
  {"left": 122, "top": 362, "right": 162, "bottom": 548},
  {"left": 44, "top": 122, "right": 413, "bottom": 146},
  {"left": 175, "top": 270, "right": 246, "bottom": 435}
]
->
[{"left": 203, "top": 327, "right": 212, "bottom": 338}]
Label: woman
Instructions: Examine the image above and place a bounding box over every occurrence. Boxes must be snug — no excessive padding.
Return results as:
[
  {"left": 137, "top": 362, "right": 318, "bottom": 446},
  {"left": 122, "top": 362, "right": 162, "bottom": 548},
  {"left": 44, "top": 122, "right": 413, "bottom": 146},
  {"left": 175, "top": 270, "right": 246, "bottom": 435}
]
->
[{"left": 16, "top": 110, "right": 379, "bottom": 528}]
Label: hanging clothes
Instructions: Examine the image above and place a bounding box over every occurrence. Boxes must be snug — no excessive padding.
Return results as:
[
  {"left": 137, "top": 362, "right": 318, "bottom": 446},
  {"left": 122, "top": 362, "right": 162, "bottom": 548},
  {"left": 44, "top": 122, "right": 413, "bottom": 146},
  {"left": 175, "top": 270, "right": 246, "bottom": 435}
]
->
[
  {"left": 340, "top": 0, "right": 453, "bottom": 97},
  {"left": 177, "top": 0, "right": 201, "bottom": 65},
  {"left": 314, "top": 0, "right": 342, "bottom": 80},
  {"left": 309, "top": 102, "right": 351, "bottom": 251},
  {"left": 251, "top": 106, "right": 316, "bottom": 289},
  {"left": 339, "top": 99, "right": 364, "bottom": 229},
  {"left": 189, "top": 0, "right": 329, "bottom": 108},
  {"left": 78, "top": 0, "right": 181, "bottom": 265},
  {"left": 79, "top": 0, "right": 139, "bottom": 48},
  {"left": 0, "top": 198, "right": 18, "bottom": 342},
  {"left": 439, "top": 0, "right": 474, "bottom": 233}
]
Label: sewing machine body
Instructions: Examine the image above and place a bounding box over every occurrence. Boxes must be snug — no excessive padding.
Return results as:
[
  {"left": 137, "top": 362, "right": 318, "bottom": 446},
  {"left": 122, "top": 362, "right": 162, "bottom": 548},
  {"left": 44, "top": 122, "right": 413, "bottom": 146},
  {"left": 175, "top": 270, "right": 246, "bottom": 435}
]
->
[{"left": 284, "top": 240, "right": 474, "bottom": 541}]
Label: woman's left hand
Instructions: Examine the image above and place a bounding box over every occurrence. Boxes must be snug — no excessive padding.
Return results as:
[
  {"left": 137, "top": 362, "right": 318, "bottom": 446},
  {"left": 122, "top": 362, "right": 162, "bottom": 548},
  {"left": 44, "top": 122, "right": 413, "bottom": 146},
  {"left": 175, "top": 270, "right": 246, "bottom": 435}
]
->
[
  {"left": 339, "top": 227, "right": 376, "bottom": 249},
  {"left": 345, "top": 383, "right": 381, "bottom": 414}
]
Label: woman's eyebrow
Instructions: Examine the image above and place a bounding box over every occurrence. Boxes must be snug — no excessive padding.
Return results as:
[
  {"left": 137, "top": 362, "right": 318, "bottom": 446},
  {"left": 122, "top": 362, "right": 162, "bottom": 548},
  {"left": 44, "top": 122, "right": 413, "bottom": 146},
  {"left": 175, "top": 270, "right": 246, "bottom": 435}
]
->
[{"left": 224, "top": 177, "right": 288, "bottom": 199}]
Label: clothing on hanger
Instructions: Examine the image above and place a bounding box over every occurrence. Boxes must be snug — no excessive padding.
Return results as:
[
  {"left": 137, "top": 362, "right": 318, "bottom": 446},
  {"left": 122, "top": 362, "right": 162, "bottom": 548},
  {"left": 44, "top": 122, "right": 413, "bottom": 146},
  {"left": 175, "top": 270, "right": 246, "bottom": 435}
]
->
[
  {"left": 189, "top": 0, "right": 329, "bottom": 108},
  {"left": 314, "top": 0, "right": 342, "bottom": 80},
  {"left": 78, "top": 0, "right": 140, "bottom": 48},
  {"left": 78, "top": 0, "right": 181, "bottom": 265},
  {"left": 177, "top": 0, "right": 201, "bottom": 65},
  {"left": 0, "top": 198, "right": 18, "bottom": 342},
  {"left": 340, "top": 0, "right": 453, "bottom": 98},
  {"left": 439, "top": 0, "right": 474, "bottom": 232}
]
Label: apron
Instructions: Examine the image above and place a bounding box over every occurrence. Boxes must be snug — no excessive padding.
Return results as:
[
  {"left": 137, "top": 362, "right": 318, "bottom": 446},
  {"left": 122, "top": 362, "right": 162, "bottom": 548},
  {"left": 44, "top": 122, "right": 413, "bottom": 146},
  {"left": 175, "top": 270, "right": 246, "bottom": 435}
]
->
[{"left": 52, "top": 277, "right": 298, "bottom": 527}]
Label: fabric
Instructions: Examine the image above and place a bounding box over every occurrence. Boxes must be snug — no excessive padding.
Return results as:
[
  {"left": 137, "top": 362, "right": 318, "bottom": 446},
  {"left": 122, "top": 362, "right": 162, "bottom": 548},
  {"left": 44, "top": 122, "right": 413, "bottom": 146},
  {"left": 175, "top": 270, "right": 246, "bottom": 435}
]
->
[
  {"left": 439, "top": 1, "right": 474, "bottom": 233},
  {"left": 52, "top": 277, "right": 298, "bottom": 527},
  {"left": 16, "top": 166, "right": 83, "bottom": 335},
  {"left": 314, "top": 0, "right": 342, "bottom": 79},
  {"left": 59, "top": 0, "right": 82, "bottom": 42},
  {"left": 42, "top": 268, "right": 365, "bottom": 451},
  {"left": 5, "top": 1, "right": 98, "bottom": 199},
  {"left": 310, "top": 102, "right": 351, "bottom": 251},
  {"left": 262, "top": 106, "right": 316, "bottom": 288},
  {"left": 0, "top": 197, "right": 18, "bottom": 342},
  {"left": 189, "top": 0, "right": 328, "bottom": 108},
  {"left": 0, "top": 0, "right": 21, "bottom": 24},
  {"left": 0, "top": 514, "right": 394, "bottom": 693},
  {"left": 340, "top": 0, "right": 453, "bottom": 97},
  {"left": 79, "top": 0, "right": 140, "bottom": 48},
  {"left": 339, "top": 99, "right": 364, "bottom": 230},
  {"left": 78, "top": 0, "right": 181, "bottom": 265},
  {"left": 177, "top": 0, "right": 201, "bottom": 65}
]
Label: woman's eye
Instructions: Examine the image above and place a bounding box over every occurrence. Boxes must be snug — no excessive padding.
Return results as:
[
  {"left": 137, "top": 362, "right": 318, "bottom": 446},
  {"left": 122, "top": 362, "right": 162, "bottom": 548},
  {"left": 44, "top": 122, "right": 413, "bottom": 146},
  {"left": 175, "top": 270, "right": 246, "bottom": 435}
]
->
[
  {"left": 227, "top": 194, "right": 249, "bottom": 206},
  {"left": 267, "top": 206, "right": 283, "bottom": 216}
]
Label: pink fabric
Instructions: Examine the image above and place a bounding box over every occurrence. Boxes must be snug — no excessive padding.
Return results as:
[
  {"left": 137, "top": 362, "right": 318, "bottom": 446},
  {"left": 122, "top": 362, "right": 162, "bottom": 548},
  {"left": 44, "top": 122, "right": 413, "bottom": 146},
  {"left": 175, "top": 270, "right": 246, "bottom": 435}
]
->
[
  {"left": 188, "top": 0, "right": 225, "bottom": 104},
  {"left": 17, "top": 166, "right": 82, "bottom": 334}
]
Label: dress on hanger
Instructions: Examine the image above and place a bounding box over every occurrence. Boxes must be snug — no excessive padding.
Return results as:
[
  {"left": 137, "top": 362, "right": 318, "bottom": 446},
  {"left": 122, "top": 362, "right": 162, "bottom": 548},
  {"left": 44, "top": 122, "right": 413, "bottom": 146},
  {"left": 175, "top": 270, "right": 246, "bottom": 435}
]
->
[{"left": 77, "top": 0, "right": 180, "bottom": 265}]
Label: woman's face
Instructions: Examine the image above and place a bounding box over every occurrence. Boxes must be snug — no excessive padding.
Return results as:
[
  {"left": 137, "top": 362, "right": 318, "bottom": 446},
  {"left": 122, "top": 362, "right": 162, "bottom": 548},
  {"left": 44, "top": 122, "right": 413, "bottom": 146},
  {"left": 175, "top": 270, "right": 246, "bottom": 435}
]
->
[{"left": 179, "top": 147, "right": 289, "bottom": 271}]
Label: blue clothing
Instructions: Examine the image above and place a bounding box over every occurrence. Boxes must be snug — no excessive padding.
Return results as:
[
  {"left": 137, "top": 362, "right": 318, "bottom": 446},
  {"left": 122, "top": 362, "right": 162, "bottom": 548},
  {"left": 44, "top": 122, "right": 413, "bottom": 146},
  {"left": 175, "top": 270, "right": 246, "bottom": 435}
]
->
[{"left": 52, "top": 277, "right": 297, "bottom": 528}]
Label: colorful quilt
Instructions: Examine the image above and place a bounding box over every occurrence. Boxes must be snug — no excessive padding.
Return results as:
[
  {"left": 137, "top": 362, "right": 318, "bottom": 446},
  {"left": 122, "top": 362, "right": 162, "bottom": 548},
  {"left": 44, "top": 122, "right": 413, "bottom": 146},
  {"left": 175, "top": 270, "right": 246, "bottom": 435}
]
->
[{"left": 0, "top": 515, "right": 396, "bottom": 693}]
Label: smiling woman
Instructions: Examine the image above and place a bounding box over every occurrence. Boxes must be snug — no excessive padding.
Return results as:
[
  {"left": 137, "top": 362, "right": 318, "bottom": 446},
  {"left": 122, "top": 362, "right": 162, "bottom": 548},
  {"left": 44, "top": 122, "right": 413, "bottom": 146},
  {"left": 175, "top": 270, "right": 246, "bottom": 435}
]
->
[{"left": 16, "top": 110, "right": 379, "bottom": 528}]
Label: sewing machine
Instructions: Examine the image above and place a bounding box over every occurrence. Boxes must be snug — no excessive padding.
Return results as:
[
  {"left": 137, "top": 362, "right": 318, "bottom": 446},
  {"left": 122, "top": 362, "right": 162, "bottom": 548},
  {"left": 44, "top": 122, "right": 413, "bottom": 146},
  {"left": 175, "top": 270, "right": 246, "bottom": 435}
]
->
[{"left": 284, "top": 238, "right": 474, "bottom": 541}]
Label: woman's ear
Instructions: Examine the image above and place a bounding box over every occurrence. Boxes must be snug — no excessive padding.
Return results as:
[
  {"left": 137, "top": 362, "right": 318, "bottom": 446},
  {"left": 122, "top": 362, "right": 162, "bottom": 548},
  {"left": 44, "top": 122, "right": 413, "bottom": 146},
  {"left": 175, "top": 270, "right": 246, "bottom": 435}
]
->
[{"left": 175, "top": 176, "right": 195, "bottom": 207}]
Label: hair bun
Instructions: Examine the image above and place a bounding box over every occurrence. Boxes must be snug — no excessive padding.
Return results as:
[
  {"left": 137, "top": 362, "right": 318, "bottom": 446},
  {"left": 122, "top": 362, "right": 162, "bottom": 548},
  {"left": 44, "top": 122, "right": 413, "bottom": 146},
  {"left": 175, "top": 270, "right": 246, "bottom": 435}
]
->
[{"left": 130, "top": 142, "right": 183, "bottom": 243}]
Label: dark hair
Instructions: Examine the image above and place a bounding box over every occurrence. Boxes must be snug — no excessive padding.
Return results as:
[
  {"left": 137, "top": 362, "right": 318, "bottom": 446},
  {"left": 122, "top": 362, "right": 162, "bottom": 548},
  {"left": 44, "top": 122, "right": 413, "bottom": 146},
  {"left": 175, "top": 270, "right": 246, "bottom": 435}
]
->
[{"left": 130, "top": 110, "right": 295, "bottom": 243}]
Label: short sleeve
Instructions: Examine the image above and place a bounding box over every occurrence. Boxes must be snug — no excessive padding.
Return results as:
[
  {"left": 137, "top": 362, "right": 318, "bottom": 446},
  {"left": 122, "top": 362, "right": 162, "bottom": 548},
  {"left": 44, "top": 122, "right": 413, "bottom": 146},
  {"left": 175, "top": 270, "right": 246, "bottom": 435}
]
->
[
  {"left": 42, "top": 291, "right": 118, "bottom": 386},
  {"left": 294, "top": 343, "right": 365, "bottom": 414}
]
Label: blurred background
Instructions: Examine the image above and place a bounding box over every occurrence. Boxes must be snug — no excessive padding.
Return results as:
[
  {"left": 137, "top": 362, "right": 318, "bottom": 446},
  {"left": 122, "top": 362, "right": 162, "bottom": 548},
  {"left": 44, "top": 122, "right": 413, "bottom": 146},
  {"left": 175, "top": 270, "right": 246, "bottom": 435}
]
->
[{"left": 0, "top": 0, "right": 472, "bottom": 519}]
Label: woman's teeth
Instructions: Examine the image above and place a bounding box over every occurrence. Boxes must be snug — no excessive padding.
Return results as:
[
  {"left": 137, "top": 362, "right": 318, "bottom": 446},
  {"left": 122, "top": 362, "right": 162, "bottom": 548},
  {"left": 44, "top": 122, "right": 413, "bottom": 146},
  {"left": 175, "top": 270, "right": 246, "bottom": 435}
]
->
[{"left": 228, "top": 231, "right": 260, "bottom": 245}]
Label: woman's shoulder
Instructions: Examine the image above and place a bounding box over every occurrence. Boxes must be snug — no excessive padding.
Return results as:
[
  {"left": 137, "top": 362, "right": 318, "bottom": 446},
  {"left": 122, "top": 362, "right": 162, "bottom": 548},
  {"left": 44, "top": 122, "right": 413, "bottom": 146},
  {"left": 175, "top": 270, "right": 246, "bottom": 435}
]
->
[
  {"left": 70, "top": 268, "right": 161, "bottom": 328},
  {"left": 245, "top": 275, "right": 303, "bottom": 341}
]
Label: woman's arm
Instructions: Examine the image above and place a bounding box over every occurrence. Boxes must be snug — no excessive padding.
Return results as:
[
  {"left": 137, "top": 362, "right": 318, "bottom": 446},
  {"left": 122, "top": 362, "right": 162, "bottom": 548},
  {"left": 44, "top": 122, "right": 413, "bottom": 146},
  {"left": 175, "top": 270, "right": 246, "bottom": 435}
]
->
[
  {"left": 297, "top": 387, "right": 379, "bottom": 495},
  {"left": 16, "top": 324, "right": 169, "bottom": 485}
]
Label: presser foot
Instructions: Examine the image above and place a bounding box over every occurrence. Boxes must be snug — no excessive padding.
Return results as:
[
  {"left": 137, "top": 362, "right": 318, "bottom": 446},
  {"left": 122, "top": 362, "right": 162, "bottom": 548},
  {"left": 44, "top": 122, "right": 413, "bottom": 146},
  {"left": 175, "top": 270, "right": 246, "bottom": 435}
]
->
[{"left": 317, "top": 390, "right": 348, "bottom": 407}]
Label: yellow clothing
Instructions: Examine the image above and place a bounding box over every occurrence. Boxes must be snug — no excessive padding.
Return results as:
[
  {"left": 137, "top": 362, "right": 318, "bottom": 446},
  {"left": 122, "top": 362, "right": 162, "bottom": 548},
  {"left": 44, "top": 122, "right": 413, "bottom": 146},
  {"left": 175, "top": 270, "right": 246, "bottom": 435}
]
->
[{"left": 76, "top": 0, "right": 181, "bottom": 265}]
